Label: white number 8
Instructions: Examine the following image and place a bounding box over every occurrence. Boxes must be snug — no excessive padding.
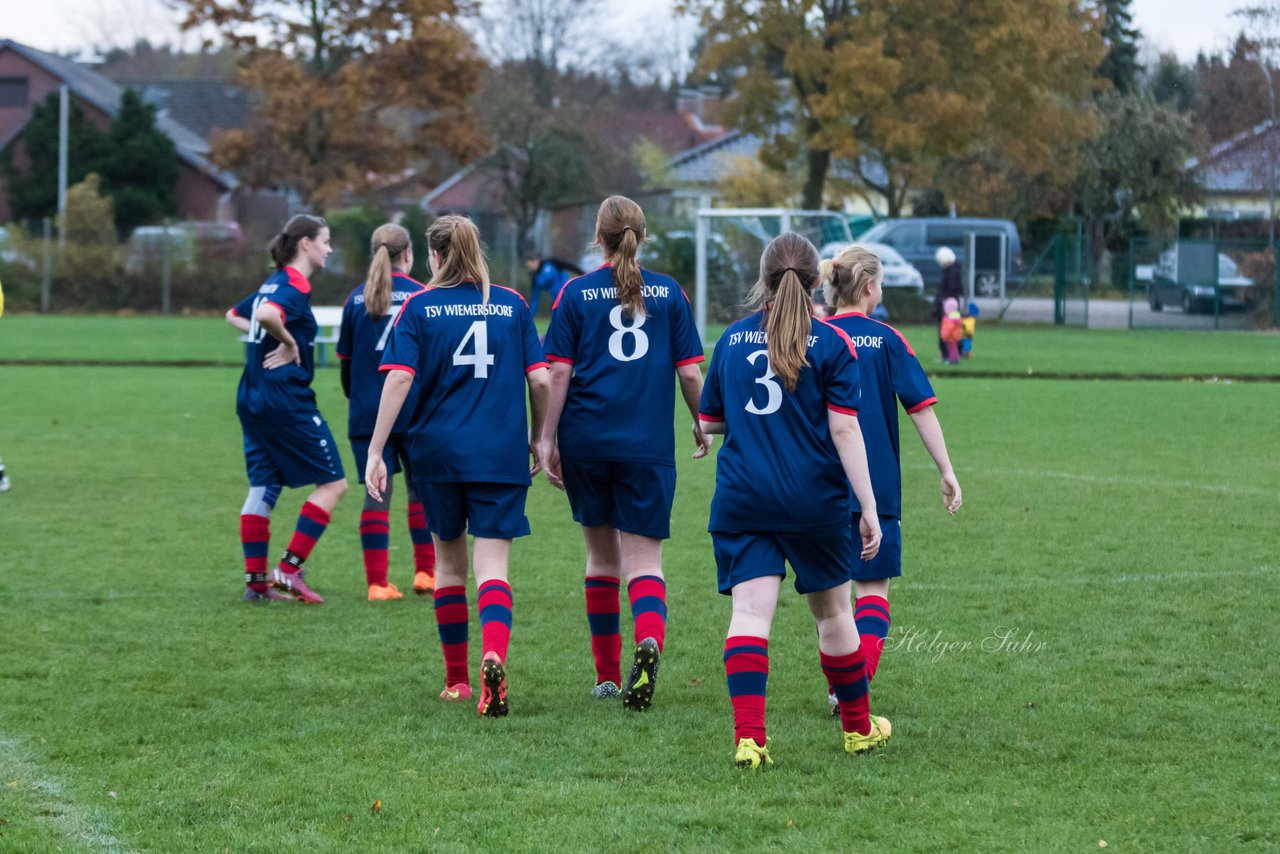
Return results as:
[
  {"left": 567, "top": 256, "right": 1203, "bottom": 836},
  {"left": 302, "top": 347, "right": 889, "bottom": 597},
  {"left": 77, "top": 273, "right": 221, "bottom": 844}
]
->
[
  {"left": 607, "top": 305, "right": 649, "bottom": 362},
  {"left": 745, "top": 349, "right": 782, "bottom": 415}
]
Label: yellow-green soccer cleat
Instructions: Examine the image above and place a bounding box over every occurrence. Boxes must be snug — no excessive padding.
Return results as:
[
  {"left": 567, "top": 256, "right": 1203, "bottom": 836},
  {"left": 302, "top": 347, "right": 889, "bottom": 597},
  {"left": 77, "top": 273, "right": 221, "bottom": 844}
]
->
[
  {"left": 843, "top": 715, "right": 892, "bottom": 754},
  {"left": 734, "top": 737, "right": 773, "bottom": 769}
]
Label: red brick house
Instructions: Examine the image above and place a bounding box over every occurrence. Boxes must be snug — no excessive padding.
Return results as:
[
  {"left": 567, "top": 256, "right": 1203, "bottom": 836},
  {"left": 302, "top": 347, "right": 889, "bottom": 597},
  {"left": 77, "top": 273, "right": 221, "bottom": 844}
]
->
[{"left": 0, "top": 39, "right": 238, "bottom": 223}]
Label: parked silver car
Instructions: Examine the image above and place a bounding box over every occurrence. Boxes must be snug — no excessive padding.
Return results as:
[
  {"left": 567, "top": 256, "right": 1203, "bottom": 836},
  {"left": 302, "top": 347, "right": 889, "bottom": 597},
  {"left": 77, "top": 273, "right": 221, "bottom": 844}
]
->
[{"left": 1149, "top": 243, "right": 1254, "bottom": 313}]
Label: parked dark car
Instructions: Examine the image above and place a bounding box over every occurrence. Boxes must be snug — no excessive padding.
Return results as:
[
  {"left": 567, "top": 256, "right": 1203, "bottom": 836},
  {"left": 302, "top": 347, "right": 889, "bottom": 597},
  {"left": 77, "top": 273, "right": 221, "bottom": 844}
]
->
[
  {"left": 1148, "top": 243, "right": 1254, "bottom": 313},
  {"left": 857, "top": 217, "right": 1024, "bottom": 294}
]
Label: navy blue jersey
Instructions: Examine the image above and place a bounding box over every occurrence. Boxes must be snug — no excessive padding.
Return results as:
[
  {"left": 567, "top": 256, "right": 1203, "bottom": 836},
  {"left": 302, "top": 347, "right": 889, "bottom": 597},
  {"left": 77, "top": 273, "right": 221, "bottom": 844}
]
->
[
  {"left": 699, "top": 310, "right": 862, "bottom": 532},
  {"left": 543, "top": 266, "right": 705, "bottom": 465},
  {"left": 337, "top": 272, "right": 427, "bottom": 437},
  {"left": 380, "top": 283, "right": 547, "bottom": 485},
  {"left": 231, "top": 267, "right": 319, "bottom": 419},
  {"left": 825, "top": 311, "right": 937, "bottom": 518}
]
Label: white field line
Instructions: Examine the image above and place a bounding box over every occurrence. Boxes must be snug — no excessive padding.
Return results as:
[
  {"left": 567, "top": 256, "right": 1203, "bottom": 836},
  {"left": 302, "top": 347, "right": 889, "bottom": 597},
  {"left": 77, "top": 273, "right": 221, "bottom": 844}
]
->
[
  {"left": 0, "top": 733, "right": 132, "bottom": 853},
  {"left": 898, "top": 565, "right": 1276, "bottom": 593},
  {"left": 905, "top": 463, "right": 1275, "bottom": 498}
]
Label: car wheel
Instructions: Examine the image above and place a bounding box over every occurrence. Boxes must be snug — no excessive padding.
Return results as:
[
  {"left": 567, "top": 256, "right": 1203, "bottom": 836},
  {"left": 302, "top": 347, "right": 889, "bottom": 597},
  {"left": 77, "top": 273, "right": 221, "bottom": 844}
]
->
[
  {"left": 1148, "top": 286, "right": 1162, "bottom": 312},
  {"left": 1181, "top": 290, "right": 1195, "bottom": 313}
]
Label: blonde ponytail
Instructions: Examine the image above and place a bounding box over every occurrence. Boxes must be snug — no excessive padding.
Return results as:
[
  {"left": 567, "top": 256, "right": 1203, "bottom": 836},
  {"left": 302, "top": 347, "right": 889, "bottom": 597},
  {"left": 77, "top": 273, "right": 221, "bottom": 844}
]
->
[
  {"left": 427, "top": 215, "right": 491, "bottom": 305},
  {"left": 748, "top": 232, "right": 821, "bottom": 392},
  {"left": 595, "top": 195, "right": 647, "bottom": 318},
  {"left": 364, "top": 223, "right": 412, "bottom": 317}
]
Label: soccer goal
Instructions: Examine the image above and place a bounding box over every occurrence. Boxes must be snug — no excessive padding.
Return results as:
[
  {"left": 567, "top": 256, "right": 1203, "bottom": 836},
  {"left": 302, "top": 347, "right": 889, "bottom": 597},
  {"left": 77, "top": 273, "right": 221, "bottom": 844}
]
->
[{"left": 693, "top": 208, "right": 855, "bottom": 341}]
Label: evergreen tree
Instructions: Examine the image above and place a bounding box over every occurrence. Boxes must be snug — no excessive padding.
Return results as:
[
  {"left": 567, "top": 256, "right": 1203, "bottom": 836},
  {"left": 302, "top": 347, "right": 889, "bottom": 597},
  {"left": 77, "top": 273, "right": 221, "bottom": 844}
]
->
[
  {"left": 98, "top": 88, "right": 179, "bottom": 234},
  {"left": 1100, "top": 0, "right": 1142, "bottom": 95},
  {"left": 0, "top": 93, "right": 108, "bottom": 225}
]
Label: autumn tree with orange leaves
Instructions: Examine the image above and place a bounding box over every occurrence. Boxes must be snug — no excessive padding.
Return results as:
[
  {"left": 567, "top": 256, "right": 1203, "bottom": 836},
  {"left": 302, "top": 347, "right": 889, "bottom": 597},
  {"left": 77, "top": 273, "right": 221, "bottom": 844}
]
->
[
  {"left": 179, "top": 0, "right": 486, "bottom": 209},
  {"left": 693, "top": 0, "right": 1105, "bottom": 217}
]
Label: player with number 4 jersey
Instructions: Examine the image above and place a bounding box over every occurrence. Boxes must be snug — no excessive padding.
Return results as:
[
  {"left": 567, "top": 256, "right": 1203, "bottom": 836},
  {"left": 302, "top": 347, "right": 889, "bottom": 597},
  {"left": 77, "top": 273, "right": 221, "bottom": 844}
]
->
[
  {"left": 225, "top": 214, "right": 347, "bottom": 605},
  {"left": 366, "top": 215, "right": 550, "bottom": 718},
  {"left": 337, "top": 223, "right": 434, "bottom": 601},
  {"left": 540, "top": 196, "right": 711, "bottom": 711}
]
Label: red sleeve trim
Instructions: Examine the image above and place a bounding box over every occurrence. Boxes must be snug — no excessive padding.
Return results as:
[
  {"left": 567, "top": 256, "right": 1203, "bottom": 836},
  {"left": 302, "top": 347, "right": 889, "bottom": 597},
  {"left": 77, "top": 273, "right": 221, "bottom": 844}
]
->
[
  {"left": 262, "top": 301, "right": 287, "bottom": 324},
  {"left": 905, "top": 396, "right": 938, "bottom": 414},
  {"left": 698, "top": 413, "right": 724, "bottom": 423},
  {"left": 675, "top": 355, "right": 706, "bottom": 367},
  {"left": 229, "top": 306, "right": 243, "bottom": 318},
  {"left": 827, "top": 403, "right": 859, "bottom": 416},
  {"left": 525, "top": 361, "right": 549, "bottom": 373},
  {"left": 546, "top": 354, "right": 575, "bottom": 365},
  {"left": 379, "top": 363, "right": 416, "bottom": 377},
  {"left": 336, "top": 353, "right": 352, "bottom": 361}
]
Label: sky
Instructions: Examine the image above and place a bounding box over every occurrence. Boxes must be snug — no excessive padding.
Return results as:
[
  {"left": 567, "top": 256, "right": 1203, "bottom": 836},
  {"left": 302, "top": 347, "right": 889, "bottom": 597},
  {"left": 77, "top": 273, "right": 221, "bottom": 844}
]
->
[{"left": 0, "top": 0, "right": 1251, "bottom": 64}]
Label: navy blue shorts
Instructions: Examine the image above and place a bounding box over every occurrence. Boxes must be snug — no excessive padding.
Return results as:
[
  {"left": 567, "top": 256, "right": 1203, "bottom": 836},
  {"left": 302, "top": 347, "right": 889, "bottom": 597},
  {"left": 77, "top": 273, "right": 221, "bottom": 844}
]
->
[
  {"left": 349, "top": 433, "right": 414, "bottom": 485},
  {"left": 414, "top": 481, "right": 530, "bottom": 541},
  {"left": 561, "top": 460, "right": 676, "bottom": 539},
  {"left": 712, "top": 525, "right": 855, "bottom": 595},
  {"left": 851, "top": 514, "right": 902, "bottom": 581},
  {"left": 241, "top": 414, "right": 344, "bottom": 489}
]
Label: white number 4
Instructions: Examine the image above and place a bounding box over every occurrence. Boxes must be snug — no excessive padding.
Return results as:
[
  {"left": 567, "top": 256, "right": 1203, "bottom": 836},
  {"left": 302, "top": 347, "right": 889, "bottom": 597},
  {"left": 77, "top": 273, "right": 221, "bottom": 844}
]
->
[
  {"left": 453, "top": 320, "right": 495, "bottom": 379},
  {"left": 745, "top": 349, "right": 782, "bottom": 415}
]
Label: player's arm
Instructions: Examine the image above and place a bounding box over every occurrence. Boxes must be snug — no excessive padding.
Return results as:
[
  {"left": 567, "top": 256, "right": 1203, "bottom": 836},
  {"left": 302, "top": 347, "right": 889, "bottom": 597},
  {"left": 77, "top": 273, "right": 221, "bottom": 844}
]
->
[
  {"left": 828, "top": 409, "right": 882, "bottom": 560},
  {"left": 225, "top": 307, "right": 251, "bottom": 334},
  {"left": 677, "top": 363, "right": 713, "bottom": 456},
  {"left": 257, "top": 304, "right": 300, "bottom": 369},
  {"left": 365, "top": 370, "right": 413, "bottom": 501},
  {"left": 908, "top": 406, "right": 962, "bottom": 515},
  {"left": 526, "top": 366, "right": 551, "bottom": 478},
  {"left": 537, "top": 362, "right": 572, "bottom": 489}
]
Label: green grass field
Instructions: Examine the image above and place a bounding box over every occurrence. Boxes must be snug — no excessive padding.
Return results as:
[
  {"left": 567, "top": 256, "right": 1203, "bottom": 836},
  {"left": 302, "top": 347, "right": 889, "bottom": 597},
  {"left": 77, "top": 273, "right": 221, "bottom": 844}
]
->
[{"left": 1, "top": 318, "right": 1278, "bottom": 851}]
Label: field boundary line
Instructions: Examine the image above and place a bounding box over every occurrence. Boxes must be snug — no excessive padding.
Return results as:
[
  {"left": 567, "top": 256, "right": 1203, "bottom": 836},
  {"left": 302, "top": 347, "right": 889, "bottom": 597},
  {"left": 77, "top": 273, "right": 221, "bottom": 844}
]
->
[
  {"left": 906, "top": 464, "right": 1276, "bottom": 497},
  {"left": 0, "top": 731, "right": 132, "bottom": 853},
  {"left": 900, "top": 565, "right": 1275, "bottom": 592},
  {"left": 0, "top": 359, "right": 241, "bottom": 368}
]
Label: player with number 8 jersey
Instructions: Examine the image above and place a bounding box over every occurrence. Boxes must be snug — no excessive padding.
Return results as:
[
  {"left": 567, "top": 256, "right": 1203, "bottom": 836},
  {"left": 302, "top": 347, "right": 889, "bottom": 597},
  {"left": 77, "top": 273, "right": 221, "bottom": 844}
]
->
[
  {"left": 367, "top": 215, "right": 550, "bottom": 718},
  {"left": 540, "top": 196, "right": 711, "bottom": 711}
]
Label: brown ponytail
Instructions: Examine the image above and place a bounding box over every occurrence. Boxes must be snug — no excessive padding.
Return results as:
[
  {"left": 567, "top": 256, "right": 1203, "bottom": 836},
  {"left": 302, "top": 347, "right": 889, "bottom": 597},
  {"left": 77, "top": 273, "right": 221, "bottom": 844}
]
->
[
  {"left": 427, "top": 215, "right": 490, "bottom": 305},
  {"left": 595, "top": 195, "right": 647, "bottom": 319},
  {"left": 267, "top": 214, "right": 326, "bottom": 269},
  {"left": 819, "top": 244, "right": 882, "bottom": 310},
  {"left": 365, "top": 223, "right": 412, "bottom": 317},
  {"left": 747, "top": 233, "right": 820, "bottom": 392}
]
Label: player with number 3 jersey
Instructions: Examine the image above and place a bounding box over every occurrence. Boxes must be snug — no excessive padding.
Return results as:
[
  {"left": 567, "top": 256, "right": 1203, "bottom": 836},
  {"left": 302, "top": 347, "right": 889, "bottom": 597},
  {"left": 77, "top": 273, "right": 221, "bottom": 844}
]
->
[
  {"left": 540, "top": 195, "right": 711, "bottom": 711},
  {"left": 337, "top": 223, "right": 435, "bottom": 602},
  {"left": 225, "top": 214, "right": 347, "bottom": 605},
  {"left": 698, "top": 233, "right": 889, "bottom": 768},
  {"left": 366, "top": 215, "right": 550, "bottom": 718}
]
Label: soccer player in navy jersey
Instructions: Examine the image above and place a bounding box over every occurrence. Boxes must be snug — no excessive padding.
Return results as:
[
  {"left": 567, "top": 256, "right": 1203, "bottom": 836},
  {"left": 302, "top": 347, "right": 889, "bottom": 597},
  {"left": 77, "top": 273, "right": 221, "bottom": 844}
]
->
[
  {"left": 224, "top": 214, "right": 347, "bottom": 604},
  {"left": 698, "top": 233, "right": 890, "bottom": 768},
  {"left": 821, "top": 244, "right": 962, "bottom": 694},
  {"left": 539, "top": 195, "right": 712, "bottom": 710},
  {"left": 337, "top": 223, "right": 436, "bottom": 601},
  {"left": 365, "top": 215, "right": 551, "bottom": 718}
]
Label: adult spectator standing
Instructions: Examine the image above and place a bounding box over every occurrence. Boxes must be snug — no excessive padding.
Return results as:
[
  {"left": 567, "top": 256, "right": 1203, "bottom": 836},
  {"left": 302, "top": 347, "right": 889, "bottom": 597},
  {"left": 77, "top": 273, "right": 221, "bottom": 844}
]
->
[{"left": 932, "top": 247, "right": 963, "bottom": 362}]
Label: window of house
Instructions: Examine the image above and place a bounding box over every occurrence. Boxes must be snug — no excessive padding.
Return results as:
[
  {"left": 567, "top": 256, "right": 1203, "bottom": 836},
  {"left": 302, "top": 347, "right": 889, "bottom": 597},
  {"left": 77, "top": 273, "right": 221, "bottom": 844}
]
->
[{"left": 0, "top": 77, "right": 30, "bottom": 108}]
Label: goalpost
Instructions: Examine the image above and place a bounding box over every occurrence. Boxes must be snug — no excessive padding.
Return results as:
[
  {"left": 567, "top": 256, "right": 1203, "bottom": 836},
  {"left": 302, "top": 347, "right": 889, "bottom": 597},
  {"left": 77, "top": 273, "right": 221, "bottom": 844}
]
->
[{"left": 693, "top": 208, "right": 855, "bottom": 342}]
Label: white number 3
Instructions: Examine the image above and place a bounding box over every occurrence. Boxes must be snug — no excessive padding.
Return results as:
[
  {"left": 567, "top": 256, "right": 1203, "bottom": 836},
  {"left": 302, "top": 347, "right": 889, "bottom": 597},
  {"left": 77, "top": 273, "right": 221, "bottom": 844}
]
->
[
  {"left": 745, "top": 349, "right": 782, "bottom": 415},
  {"left": 453, "top": 320, "right": 495, "bottom": 378}
]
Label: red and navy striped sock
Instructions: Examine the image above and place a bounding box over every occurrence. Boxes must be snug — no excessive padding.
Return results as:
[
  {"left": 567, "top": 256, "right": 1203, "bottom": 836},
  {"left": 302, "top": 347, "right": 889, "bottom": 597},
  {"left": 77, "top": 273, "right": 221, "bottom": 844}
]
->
[
  {"left": 628, "top": 574, "right": 667, "bottom": 652},
  {"left": 724, "top": 635, "right": 769, "bottom": 745},
  {"left": 240, "top": 514, "right": 270, "bottom": 591},
  {"left": 407, "top": 502, "right": 435, "bottom": 577},
  {"left": 854, "top": 595, "right": 891, "bottom": 680},
  {"left": 584, "top": 576, "right": 622, "bottom": 685},
  {"left": 821, "top": 648, "right": 871, "bottom": 735},
  {"left": 359, "top": 510, "right": 390, "bottom": 587},
  {"left": 478, "top": 579, "right": 513, "bottom": 663},
  {"left": 433, "top": 586, "right": 470, "bottom": 687},
  {"left": 280, "top": 501, "right": 330, "bottom": 572}
]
